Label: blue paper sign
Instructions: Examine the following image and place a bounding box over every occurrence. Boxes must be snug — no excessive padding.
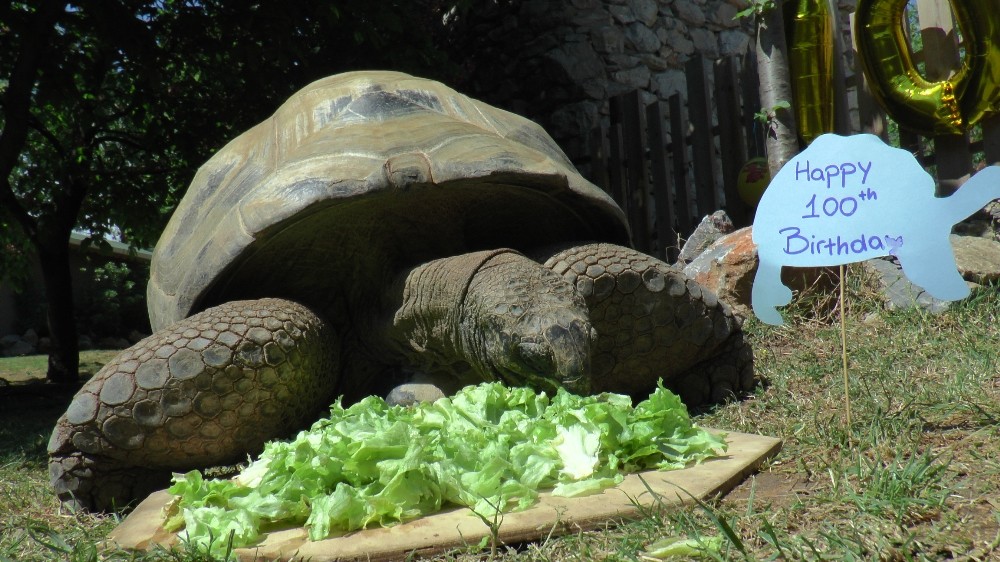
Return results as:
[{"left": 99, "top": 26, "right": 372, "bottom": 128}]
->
[{"left": 752, "top": 133, "right": 1000, "bottom": 325}]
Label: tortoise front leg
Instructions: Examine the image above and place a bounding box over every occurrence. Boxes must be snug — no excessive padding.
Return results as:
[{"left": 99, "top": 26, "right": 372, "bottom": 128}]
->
[
  {"left": 536, "top": 243, "right": 754, "bottom": 404},
  {"left": 48, "top": 298, "right": 339, "bottom": 511}
]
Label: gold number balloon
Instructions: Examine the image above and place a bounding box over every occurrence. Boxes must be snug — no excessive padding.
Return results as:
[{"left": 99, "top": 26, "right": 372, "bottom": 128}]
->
[
  {"left": 956, "top": 0, "right": 1000, "bottom": 126},
  {"left": 790, "top": 0, "right": 835, "bottom": 144},
  {"left": 854, "top": 0, "right": 999, "bottom": 136}
]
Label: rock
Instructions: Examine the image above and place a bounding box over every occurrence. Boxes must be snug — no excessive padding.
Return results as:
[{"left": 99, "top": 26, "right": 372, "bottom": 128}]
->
[
  {"left": 652, "top": 69, "right": 687, "bottom": 97},
  {"left": 627, "top": 0, "right": 659, "bottom": 26},
  {"left": 691, "top": 28, "right": 720, "bottom": 58},
  {"left": 663, "top": 28, "right": 695, "bottom": 55},
  {"left": 683, "top": 227, "right": 837, "bottom": 318},
  {"left": 545, "top": 41, "right": 606, "bottom": 83},
  {"left": 591, "top": 25, "right": 625, "bottom": 54},
  {"left": 23, "top": 329, "right": 39, "bottom": 345},
  {"left": 641, "top": 53, "right": 670, "bottom": 71},
  {"left": 625, "top": 22, "right": 661, "bottom": 52},
  {"left": 37, "top": 337, "right": 51, "bottom": 353},
  {"left": 720, "top": 30, "right": 752, "bottom": 56},
  {"left": 674, "top": 0, "right": 707, "bottom": 26},
  {"left": 608, "top": 4, "right": 636, "bottom": 24},
  {"left": 613, "top": 65, "right": 651, "bottom": 89},
  {"left": 713, "top": 3, "right": 740, "bottom": 27},
  {"left": 0, "top": 334, "right": 21, "bottom": 349},
  {"left": 128, "top": 330, "right": 148, "bottom": 344},
  {"left": 550, "top": 101, "right": 600, "bottom": 139},
  {"left": 861, "top": 258, "right": 951, "bottom": 314},
  {"left": 1, "top": 337, "right": 35, "bottom": 357},
  {"left": 951, "top": 234, "right": 1000, "bottom": 284},
  {"left": 682, "top": 227, "right": 758, "bottom": 316},
  {"left": 79, "top": 335, "right": 93, "bottom": 351},
  {"left": 678, "top": 210, "right": 735, "bottom": 264}
]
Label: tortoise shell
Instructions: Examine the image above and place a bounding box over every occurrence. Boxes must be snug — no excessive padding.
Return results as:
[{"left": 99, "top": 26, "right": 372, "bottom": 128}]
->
[{"left": 148, "top": 71, "right": 629, "bottom": 330}]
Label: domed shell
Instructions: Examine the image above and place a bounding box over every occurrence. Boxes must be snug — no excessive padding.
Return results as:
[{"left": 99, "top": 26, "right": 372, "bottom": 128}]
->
[{"left": 148, "top": 71, "right": 629, "bottom": 330}]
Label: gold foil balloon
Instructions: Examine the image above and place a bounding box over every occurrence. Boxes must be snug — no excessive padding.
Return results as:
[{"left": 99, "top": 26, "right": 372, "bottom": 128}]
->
[
  {"left": 790, "top": 0, "right": 835, "bottom": 144},
  {"left": 855, "top": 0, "right": 968, "bottom": 135},
  {"left": 957, "top": 0, "right": 1000, "bottom": 125},
  {"left": 855, "top": 0, "right": 1000, "bottom": 134}
]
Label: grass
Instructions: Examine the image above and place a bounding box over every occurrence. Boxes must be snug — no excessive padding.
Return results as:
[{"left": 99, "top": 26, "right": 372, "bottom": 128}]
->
[{"left": 1, "top": 266, "right": 999, "bottom": 561}]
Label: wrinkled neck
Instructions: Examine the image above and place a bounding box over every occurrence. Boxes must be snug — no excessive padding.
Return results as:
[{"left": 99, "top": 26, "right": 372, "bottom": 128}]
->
[{"left": 385, "top": 249, "right": 512, "bottom": 380}]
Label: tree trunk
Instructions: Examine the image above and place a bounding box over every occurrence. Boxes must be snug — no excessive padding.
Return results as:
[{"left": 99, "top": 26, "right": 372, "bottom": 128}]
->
[
  {"left": 755, "top": 1, "right": 799, "bottom": 178},
  {"left": 37, "top": 237, "right": 80, "bottom": 385}
]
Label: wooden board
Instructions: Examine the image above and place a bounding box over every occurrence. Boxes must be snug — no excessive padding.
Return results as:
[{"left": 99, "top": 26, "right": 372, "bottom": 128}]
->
[{"left": 108, "top": 430, "right": 781, "bottom": 561}]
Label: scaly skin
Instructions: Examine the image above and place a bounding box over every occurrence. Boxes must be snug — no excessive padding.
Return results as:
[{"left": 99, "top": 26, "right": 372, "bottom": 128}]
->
[
  {"left": 537, "top": 243, "right": 753, "bottom": 402},
  {"left": 48, "top": 299, "right": 339, "bottom": 511}
]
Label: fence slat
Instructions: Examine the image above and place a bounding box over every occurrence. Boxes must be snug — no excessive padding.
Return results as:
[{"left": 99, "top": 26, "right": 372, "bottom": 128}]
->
[
  {"left": 983, "top": 115, "right": 1000, "bottom": 168},
  {"left": 740, "top": 52, "right": 766, "bottom": 156},
  {"left": 714, "top": 56, "right": 749, "bottom": 226},
  {"left": 607, "top": 96, "right": 627, "bottom": 209},
  {"left": 621, "top": 90, "right": 651, "bottom": 253},
  {"left": 686, "top": 54, "right": 721, "bottom": 219},
  {"left": 589, "top": 124, "right": 610, "bottom": 196},
  {"left": 646, "top": 101, "right": 678, "bottom": 261},
  {"left": 668, "top": 92, "right": 695, "bottom": 234}
]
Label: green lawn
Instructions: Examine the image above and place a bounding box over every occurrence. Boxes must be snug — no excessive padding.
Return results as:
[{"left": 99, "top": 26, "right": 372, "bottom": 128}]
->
[{"left": 1, "top": 267, "right": 998, "bottom": 561}]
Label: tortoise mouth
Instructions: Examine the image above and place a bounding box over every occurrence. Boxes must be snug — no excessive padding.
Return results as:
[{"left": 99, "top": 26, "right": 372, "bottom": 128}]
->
[{"left": 191, "top": 176, "right": 628, "bottom": 330}]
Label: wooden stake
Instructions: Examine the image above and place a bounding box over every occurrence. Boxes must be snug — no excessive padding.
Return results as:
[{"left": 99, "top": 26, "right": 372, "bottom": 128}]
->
[{"left": 839, "top": 264, "right": 852, "bottom": 442}]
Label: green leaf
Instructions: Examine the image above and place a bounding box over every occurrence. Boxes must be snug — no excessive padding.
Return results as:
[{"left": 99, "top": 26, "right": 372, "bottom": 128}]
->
[{"left": 169, "top": 382, "right": 726, "bottom": 557}]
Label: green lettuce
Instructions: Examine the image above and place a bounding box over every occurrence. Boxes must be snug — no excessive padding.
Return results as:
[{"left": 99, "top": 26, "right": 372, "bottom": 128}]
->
[{"left": 166, "top": 381, "right": 725, "bottom": 556}]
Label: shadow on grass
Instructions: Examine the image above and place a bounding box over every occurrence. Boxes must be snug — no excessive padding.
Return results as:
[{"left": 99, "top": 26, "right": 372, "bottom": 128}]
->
[{"left": 0, "top": 382, "right": 78, "bottom": 465}]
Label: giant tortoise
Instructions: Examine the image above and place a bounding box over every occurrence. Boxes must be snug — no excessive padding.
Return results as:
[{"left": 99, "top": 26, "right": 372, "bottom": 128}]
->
[{"left": 49, "top": 71, "right": 754, "bottom": 510}]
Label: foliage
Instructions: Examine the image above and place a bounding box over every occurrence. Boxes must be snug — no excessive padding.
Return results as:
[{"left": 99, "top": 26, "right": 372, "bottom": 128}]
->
[
  {"left": 734, "top": 0, "right": 777, "bottom": 20},
  {"left": 0, "top": 0, "right": 471, "bottom": 382},
  {"left": 0, "top": 219, "right": 31, "bottom": 292},
  {"left": 77, "top": 259, "right": 150, "bottom": 338}
]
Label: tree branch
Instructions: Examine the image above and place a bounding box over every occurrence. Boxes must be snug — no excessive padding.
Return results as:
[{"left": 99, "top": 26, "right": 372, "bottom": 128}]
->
[{"left": 0, "top": 0, "right": 66, "bottom": 239}]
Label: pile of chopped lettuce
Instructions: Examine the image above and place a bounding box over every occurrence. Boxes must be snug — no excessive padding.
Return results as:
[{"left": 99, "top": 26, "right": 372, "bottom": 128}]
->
[{"left": 165, "top": 381, "right": 725, "bottom": 554}]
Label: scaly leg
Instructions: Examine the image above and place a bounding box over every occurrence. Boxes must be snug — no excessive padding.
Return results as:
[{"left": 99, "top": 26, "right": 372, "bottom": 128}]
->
[{"left": 48, "top": 298, "right": 339, "bottom": 511}]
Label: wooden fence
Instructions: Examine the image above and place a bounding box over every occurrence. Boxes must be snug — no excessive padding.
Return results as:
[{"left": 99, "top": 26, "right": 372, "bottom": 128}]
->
[
  {"left": 585, "top": 0, "right": 1000, "bottom": 261},
  {"left": 585, "top": 53, "right": 764, "bottom": 262}
]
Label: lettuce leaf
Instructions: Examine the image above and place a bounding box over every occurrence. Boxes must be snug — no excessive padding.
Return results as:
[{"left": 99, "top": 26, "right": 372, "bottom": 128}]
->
[{"left": 168, "top": 381, "right": 725, "bottom": 556}]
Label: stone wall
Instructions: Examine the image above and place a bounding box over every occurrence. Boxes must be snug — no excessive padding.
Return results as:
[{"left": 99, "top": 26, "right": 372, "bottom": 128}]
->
[{"left": 450, "top": 0, "right": 755, "bottom": 165}]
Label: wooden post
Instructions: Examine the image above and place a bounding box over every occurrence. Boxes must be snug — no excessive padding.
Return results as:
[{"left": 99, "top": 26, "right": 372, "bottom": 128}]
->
[
  {"left": 983, "top": 114, "right": 1000, "bottom": 168},
  {"left": 588, "top": 124, "right": 611, "bottom": 195},
  {"left": 741, "top": 52, "right": 767, "bottom": 156},
  {"left": 668, "top": 93, "right": 695, "bottom": 234},
  {"left": 849, "top": 11, "right": 889, "bottom": 139},
  {"left": 715, "top": 56, "right": 750, "bottom": 227},
  {"left": 686, "top": 54, "right": 722, "bottom": 219},
  {"left": 621, "top": 91, "right": 652, "bottom": 253},
  {"left": 646, "top": 101, "right": 680, "bottom": 261},
  {"left": 607, "top": 96, "right": 627, "bottom": 211},
  {"left": 916, "top": 0, "right": 971, "bottom": 194},
  {"left": 828, "top": 0, "right": 852, "bottom": 135}
]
